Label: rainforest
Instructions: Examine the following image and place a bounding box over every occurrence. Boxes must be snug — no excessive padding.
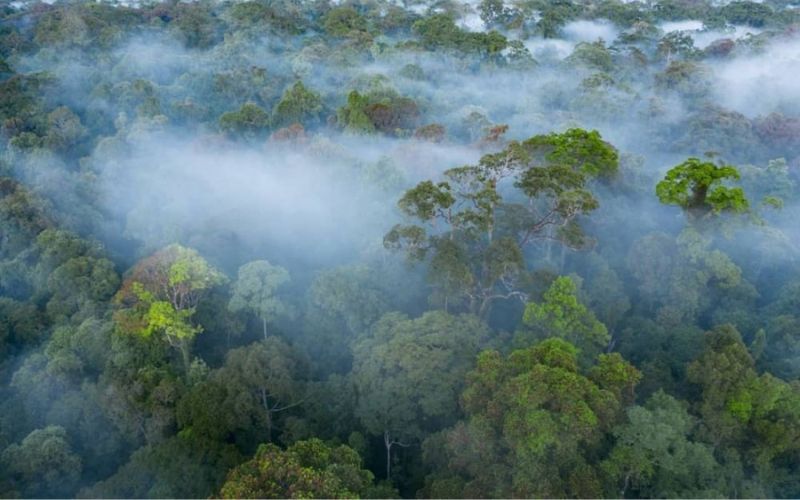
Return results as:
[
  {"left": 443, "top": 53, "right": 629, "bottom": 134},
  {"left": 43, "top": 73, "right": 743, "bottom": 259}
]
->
[{"left": 0, "top": 0, "right": 799, "bottom": 497}]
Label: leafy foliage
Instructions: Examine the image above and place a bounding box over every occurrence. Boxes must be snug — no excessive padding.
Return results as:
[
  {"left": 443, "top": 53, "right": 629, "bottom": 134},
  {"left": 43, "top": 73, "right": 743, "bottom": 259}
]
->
[
  {"left": 656, "top": 157, "right": 749, "bottom": 217},
  {"left": 219, "top": 439, "right": 381, "bottom": 498}
]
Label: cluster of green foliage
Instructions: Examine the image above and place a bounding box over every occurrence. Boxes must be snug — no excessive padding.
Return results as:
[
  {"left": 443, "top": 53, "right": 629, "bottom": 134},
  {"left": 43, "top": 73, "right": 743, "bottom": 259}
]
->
[
  {"left": 385, "top": 128, "right": 617, "bottom": 317},
  {"left": 656, "top": 157, "right": 750, "bottom": 217},
  {"left": 337, "top": 88, "right": 419, "bottom": 136}
]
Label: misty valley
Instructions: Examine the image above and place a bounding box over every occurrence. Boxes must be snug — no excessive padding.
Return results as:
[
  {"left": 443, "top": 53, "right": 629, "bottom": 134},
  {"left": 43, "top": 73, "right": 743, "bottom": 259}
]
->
[{"left": 0, "top": 0, "right": 799, "bottom": 497}]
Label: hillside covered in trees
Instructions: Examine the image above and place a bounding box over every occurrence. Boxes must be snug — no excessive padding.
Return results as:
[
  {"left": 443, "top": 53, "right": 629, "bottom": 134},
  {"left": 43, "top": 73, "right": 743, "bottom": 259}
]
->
[{"left": 0, "top": 0, "right": 799, "bottom": 497}]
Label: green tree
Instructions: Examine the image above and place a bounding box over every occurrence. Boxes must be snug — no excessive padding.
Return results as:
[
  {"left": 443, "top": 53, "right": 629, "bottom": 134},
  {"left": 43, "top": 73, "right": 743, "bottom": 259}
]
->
[
  {"left": 337, "top": 90, "right": 376, "bottom": 134},
  {"left": 114, "top": 244, "right": 225, "bottom": 372},
  {"left": 385, "top": 129, "right": 617, "bottom": 317},
  {"left": 80, "top": 435, "right": 239, "bottom": 498},
  {"left": 518, "top": 276, "right": 610, "bottom": 359},
  {"left": 602, "top": 391, "right": 725, "bottom": 497},
  {"left": 219, "top": 439, "right": 382, "bottom": 498},
  {"left": 44, "top": 106, "right": 86, "bottom": 152},
  {"left": 219, "top": 103, "right": 271, "bottom": 139},
  {"left": 687, "top": 324, "right": 800, "bottom": 496},
  {"left": 228, "top": 260, "right": 291, "bottom": 340},
  {"left": 308, "top": 264, "right": 392, "bottom": 335},
  {"left": 657, "top": 31, "right": 698, "bottom": 62},
  {"left": 352, "top": 311, "right": 489, "bottom": 479},
  {"left": 567, "top": 41, "right": 614, "bottom": 72},
  {"left": 322, "top": 7, "right": 368, "bottom": 38},
  {"left": 721, "top": 1, "right": 774, "bottom": 27},
  {"left": 1, "top": 426, "right": 82, "bottom": 498},
  {"left": 422, "top": 338, "right": 639, "bottom": 497},
  {"left": 479, "top": 0, "right": 511, "bottom": 28},
  {"left": 271, "top": 81, "right": 323, "bottom": 129},
  {"left": 656, "top": 157, "right": 749, "bottom": 218},
  {"left": 177, "top": 338, "right": 306, "bottom": 446}
]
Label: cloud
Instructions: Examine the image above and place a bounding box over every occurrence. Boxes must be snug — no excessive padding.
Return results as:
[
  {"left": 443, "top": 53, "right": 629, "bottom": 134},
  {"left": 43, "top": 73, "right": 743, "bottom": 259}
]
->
[
  {"left": 712, "top": 36, "right": 800, "bottom": 117},
  {"left": 563, "top": 20, "right": 619, "bottom": 44}
]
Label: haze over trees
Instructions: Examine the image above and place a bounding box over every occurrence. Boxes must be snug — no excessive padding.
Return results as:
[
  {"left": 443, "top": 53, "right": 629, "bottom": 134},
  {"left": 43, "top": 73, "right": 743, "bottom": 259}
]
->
[{"left": 0, "top": 0, "right": 799, "bottom": 498}]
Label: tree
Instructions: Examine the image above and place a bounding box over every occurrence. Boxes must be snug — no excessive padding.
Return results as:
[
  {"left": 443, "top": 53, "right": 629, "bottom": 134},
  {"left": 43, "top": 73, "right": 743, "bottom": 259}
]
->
[
  {"left": 322, "top": 7, "right": 368, "bottom": 38},
  {"left": 308, "top": 264, "right": 392, "bottom": 336},
  {"left": 228, "top": 260, "right": 291, "bottom": 340},
  {"left": 602, "top": 391, "right": 725, "bottom": 497},
  {"left": 80, "top": 435, "right": 239, "bottom": 499},
  {"left": 44, "top": 106, "right": 86, "bottom": 152},
  {"left": 219, "top": 439, "right": 382, "bottom": 498},
  {"left": 114, "top": 244, "right": 225, "bottom": 372},
  {"left": 271, "top": 81, "right": 323, "bottom": 129},
  {"left": 626, "top": 229, "right": 746, "bottom": 326},
  {"left": 567, "top": 41, "right": 614, "bottom": 72},
  {"left": 518, "top": 276, "right": 610, "bottom": 359},
  {"left": 219, "top": 103, "right": 270, "bottom": 138},
  {"left": 411, "top": 14, "right": 509, "bottom": 60},
  {"left": 177, "top": 338, "right": 306, "bottom": 446},
  {"left": 352, "top": 311, "right": 489, "bottom": 479},
  {"left": 657, "top": 31, "right": 698, "bottom": 62},
  {"left": 479, "top": 0, "right": 511, "bottom": 28},
  {"left": 385, "top": 129, "right": 618, "bottom": 317},
  {"left": 44, "top": 254, "right": 119, "bottom": 322},
  {"left": 686, "top": 324, "right": 800, "bottom": 496},
  {"left": 337, "top": 90, "right": 376, "bottom": 134},
  {"left": 721, "top": 1, "right": 774, "bottom": 27},
  {"left": 1, "top": 426, "right": 82, "bottom": 498},
  {"left": 336, "top": 89, "right": 419, "bottom": 136},
  {"left": 656, "top": 157, "right": 749, "bottom": 218},
  {"left": 422, "top": 338, "right": 639, "bottom": 497},
  {"left": 654, "top": 61, "right": 712, "bottom": 101}
]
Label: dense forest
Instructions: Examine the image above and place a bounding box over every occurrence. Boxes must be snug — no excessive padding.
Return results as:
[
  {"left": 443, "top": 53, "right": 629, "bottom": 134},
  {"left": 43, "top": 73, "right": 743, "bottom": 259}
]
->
[{"left": 0, "top": 0, "right": 799, "bottom": 497}]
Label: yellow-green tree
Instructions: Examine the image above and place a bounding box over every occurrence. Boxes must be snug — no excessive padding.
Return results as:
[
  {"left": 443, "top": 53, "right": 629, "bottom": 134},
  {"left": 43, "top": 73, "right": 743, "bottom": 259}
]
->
[{"left": 114, "top": 244, "right": 224, "bottom": 372}]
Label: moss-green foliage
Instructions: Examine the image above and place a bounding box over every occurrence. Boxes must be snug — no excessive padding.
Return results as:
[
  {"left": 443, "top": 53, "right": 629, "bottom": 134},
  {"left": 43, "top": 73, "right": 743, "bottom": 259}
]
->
[
  {"left": 337, "top": 89, "right": 419, "bottom": 136},
  {"left": 271, "top": 81, "right": 323, "bottom": 129},
  {"left": 412, "top": 14, "right": 509, "bottom": 59},
  {"left": 422, "top": 338, "right": 639, "bottom": 498},
  {"left": 1, "top": 426, "right": 82, "bottom": 498},
  {"left": 386, "top": 129, "right": 616, "bottom": 317},
  {"left": 323, "top": 7, "right": 369, "bottom": 38},
  {"left": 519, "top": 276, "right": 610, "bottom": 357},
  {"left": 219, "top": 439, "right": 386, "bottom": 498},
  {"left": 219, "top": 103, "right": 271, "bottom": 138}
]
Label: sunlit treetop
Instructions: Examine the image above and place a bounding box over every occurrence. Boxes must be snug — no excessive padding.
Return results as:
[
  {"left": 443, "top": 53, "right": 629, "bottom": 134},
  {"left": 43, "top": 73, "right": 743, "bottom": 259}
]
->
[
  {"left": 656, "top": 157, "right": 749, "bottom": 218},
  {"left": 113, "top": 244, "right": 225, "bottom": 370}
]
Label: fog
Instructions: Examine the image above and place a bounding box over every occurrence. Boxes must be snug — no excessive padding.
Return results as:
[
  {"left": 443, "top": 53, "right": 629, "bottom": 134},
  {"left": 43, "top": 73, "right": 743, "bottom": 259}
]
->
[
  {"left": 713, "top": 37, "right": 800, "bottom": 116},
  {"left": 563, "top": 19, "right": 619, "bottom": 43}
]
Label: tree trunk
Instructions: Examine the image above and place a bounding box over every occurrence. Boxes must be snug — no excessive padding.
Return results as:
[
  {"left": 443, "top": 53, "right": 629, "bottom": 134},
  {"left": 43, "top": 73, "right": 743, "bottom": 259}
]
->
[
  {"left": 621, "top": 471, "right": 631, "bottom": 497},
  {"left": 262, "top": 316, "right": 268, "bottom": 341},
  {"left": 179, "top": 339, "right": 191, "bottom": 374},
  {"left": 478, "top": 296, "right": 492, "bottom": 320},
  {"left": 384, "top": 430, "right": 392, "bottom": 480},
  {"left": 261, "top": 388, "right": 272, "bottom": 442}
]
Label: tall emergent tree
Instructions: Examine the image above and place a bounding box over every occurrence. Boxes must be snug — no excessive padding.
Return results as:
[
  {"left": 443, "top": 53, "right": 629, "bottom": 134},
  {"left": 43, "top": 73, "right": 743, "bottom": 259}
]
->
[
  {"left": 385, "top": 128, "right": 618, "bottom": 317},
  {"left": 656, "top": 157, "right": 749, "bottom": 218},
  {"left": 114, "top": 244, "right": 225, "bottom": 372}
]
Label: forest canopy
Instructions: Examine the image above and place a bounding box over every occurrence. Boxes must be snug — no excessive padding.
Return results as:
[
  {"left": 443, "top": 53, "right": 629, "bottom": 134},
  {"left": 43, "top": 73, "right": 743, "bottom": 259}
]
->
[{"left": 0, "top": 0, "right": 799, "bottom": 498}]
